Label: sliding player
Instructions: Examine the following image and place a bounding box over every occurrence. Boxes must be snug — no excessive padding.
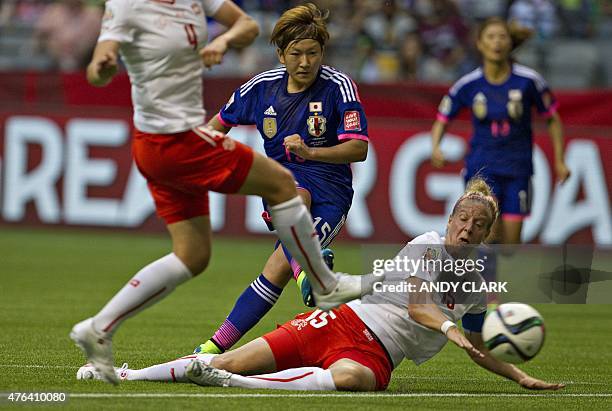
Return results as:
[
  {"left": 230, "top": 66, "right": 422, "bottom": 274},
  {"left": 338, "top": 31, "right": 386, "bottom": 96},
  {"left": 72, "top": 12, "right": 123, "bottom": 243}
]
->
[
  {"left": 77, "top": 179, "right": 564, "bottom": 392},
  {"left": 70, "top": 0, "right": 373, "bottom": 385},
  {"left": 194, "top": 3, "right": 369, "bottom": 355}
]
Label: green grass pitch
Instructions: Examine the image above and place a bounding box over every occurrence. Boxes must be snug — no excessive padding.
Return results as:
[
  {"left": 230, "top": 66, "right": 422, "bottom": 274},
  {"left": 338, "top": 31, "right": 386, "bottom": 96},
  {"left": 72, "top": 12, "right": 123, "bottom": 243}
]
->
[{"left": 1, "top": 227, "right": 611, "bottom": 410}]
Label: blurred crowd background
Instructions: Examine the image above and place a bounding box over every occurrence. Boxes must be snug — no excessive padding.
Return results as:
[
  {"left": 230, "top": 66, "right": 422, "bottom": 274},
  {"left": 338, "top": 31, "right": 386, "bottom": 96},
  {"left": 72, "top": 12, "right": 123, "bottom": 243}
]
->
[{"left": 1, "top": 0, "right": 611, "bottom": 88}]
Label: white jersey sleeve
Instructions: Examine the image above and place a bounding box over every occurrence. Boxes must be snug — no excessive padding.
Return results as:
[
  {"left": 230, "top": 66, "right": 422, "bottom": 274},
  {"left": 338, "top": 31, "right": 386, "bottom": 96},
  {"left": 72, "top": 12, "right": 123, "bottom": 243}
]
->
[
  {"left": 349, "top": 231, "right": 489, "bottom": 366},
  {"left": 99, "top": 0, "right": 135, "bottom": 43},
  {"left": 467, "top": 291, "right": 487, "bottom": 314},
  {"left": 96, "top": 0, "right": 226, "bottom": 133},
  {"left": 203, "top": 0, "right": 225, "bottom": 16}
]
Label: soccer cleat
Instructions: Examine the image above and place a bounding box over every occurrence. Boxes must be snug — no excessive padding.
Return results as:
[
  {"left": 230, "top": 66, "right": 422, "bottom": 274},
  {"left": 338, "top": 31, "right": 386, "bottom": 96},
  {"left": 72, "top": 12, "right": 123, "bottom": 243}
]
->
[
  {"left": 313, "top": 272, "right": 384, "bottom": 311},
  {"left": 193, "top": 339, "right": 224, "bottom": 355},
  {"left": 70, "top": 318, "right": 119, "bottom": 385},
  {"left": 297, "top": 248, "right": 334, "bottom": 307},
  {"left": 186, "top": 359, "right": 232, "bottom": 387},
  {"left": 76, "top": 363, "right": 129, "bottom": 381}
]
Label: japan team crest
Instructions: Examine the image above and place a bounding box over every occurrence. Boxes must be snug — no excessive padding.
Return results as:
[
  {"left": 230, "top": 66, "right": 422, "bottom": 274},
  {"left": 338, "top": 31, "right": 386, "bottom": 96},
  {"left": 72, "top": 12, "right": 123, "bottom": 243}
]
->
[
  {"left": 307, "top": 114, "right": 327, "bottom": 137},
  {"left": 263, "top": 117, "right": 277, "bottom": 138},
  {"left": 507, "top": 89, "right": 523, "bottom": 120},
  {"left": 472, "top": 92, "right": 488, "bottom": 120}
]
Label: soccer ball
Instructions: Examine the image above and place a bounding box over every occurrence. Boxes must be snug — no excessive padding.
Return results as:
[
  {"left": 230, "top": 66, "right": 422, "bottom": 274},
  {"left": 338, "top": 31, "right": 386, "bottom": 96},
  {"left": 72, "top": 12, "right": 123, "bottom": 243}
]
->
[{"left": 482, "top": 303, "right": 545, "bottom": 364}]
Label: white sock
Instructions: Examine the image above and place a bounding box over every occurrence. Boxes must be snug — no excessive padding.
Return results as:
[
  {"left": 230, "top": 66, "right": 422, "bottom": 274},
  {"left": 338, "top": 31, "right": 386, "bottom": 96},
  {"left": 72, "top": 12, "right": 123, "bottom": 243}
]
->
[
  {"left": 93, "top": 253, "right": 192, "bottom": 335},
  {"left": 269, "top": 197, "right": 337, "bottom": 294},
  {"left": 125, "top": 354, "right": 216, "bottom": 382},
  {"left": 229, "top": 367, "right": 336, "bottom": 391}
]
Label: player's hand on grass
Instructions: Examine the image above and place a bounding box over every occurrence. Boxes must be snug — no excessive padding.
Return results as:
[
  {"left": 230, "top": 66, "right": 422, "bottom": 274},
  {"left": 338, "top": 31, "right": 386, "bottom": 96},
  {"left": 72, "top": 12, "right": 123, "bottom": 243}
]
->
[
  {"left": 200, "top": 37, "right": 229, "bottom": 68},
  {"left": 284, "top": 134, "right": 312, "bottom": 159},
  {"left": 555, "top": 161, "right": 571, "bottom": 184},
  {"left": 431, "top": 146, "right": 445, "bottom": 168},
  {"left": 446, "top": 327, "right": 484, "bottom": 358},
  {"left": 518, "top": 376, "right": 565, "bottom": 390}
]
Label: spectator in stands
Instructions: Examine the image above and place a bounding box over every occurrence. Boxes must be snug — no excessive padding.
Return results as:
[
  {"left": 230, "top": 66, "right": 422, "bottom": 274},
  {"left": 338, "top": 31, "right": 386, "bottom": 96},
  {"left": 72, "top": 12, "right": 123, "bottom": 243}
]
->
[
  {"left": 416, "top": 0, "right": 471, "bottom": 82},
  {"left": 34, "top": 0, "right": 102, "bottom": 72},
  {"left": 507, "top": 0, "right": 558, "bottom": 40},
  {"left": 398, "top": 31, "right": 424, "bottom": 81},
  {"left": 557, "top": 0, "right": 597, "bottom": 38},
  {"left": 357, "top": 0, "right": 417, "bottom": 82},
  {"left": 0, "top": 0, "right": 47, "bottom": 27},
  {"left": 454, "top": 0, "right": 507, "bottom": 23}
]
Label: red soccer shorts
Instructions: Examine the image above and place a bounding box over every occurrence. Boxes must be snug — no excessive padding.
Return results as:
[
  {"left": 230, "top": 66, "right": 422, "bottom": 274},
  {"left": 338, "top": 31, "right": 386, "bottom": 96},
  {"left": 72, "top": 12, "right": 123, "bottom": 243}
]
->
[
  {"left": 262, "top": 305, "right": 393, "bottom": 391},
  {"left": 132, "top": 126, "right": 254, "bottom": 224}
]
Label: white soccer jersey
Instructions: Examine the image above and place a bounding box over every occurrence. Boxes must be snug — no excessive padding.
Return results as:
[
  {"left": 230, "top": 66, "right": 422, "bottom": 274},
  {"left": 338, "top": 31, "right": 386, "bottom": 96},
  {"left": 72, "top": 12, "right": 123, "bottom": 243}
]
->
[
  {"left": 99, "top": 0, "right": 225, "bottom": 133},
  {"left": 348, "top": 231, "right": 487, "bottom": 367}
]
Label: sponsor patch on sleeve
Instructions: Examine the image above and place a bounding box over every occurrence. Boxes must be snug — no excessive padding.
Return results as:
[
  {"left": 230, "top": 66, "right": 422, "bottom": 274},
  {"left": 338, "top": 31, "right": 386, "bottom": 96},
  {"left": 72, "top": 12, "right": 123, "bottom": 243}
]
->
[{"left": 344, "top": 111, "right": 361, "bottom": 131}]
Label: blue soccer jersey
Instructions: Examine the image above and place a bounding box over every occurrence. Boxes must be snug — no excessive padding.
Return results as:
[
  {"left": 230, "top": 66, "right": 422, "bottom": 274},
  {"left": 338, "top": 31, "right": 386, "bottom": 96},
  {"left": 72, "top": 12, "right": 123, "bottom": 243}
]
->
[
  {"left": 218, "top": 65, "right": 368, "bottom": 210},
  {"left": 437, "top": 64, "right": 558, "bottom": 177}
]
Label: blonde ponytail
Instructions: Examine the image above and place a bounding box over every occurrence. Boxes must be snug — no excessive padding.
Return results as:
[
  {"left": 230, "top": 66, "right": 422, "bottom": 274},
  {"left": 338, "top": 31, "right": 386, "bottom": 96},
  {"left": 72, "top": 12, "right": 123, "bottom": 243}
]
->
[{"left": 452, "top": 177, "right": 499, "bottom": 227}]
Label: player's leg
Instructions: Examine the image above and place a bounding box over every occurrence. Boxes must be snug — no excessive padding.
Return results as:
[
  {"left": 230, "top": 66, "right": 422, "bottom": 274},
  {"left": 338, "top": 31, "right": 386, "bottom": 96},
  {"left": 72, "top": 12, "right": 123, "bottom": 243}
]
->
[
  {"left": 196, "top": 190, "right": 313, "bottom": 354},
  {"left": 192, "top": 358, "right": 375, "bottom": 391},
  {"left": 187, "top": 308, "right": 384, "bottom": 391},
  {"left": 287, "top": 201, "right": 346, "bottom": 306},
  {"left": 77, "top": 354, "right": 217, "bottom": 383},
  {"left": 188, "top": 332, "right": 337, "bottom": 390},
  {"left": 71, "top": 129, "right": 219, "bottom": 384},
  {"left": 499, "top": 175, "right": 530, "bottom": 245},
  {"left": 71, "top": 216, "right": 208, "bottom": 384},
  {"left": 238, "top": 152, "right": 367, "bottom": 308},
  {"left": 327, "top": 358, "right": 376, "bottom": 391},
  {"left": 196, "top": 247, "right": 290, "bottom": 354}
]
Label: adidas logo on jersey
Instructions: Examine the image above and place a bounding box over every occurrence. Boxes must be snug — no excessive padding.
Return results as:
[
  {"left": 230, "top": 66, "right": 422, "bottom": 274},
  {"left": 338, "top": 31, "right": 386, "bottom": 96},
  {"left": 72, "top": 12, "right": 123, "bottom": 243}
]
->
[{"left": 264, "top": 106, "right": 277, "bottom": 116}]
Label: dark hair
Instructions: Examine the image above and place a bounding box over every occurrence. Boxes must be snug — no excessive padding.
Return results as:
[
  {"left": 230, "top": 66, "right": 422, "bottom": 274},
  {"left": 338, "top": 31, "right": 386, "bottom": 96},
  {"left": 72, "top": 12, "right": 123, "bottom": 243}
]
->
[
  {"left": 477, "top": 17, "right": 533, "bottom": 51},
  {"left": 270, "top": 3, "right": 330, "bottom": 52}
]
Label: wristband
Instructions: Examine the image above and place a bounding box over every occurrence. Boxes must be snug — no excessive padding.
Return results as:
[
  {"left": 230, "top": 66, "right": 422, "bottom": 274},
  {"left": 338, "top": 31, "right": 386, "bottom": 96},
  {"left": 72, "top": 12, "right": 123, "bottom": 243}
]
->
[{"left": 441, "top": 320, "right": 456, "bottom": 335}]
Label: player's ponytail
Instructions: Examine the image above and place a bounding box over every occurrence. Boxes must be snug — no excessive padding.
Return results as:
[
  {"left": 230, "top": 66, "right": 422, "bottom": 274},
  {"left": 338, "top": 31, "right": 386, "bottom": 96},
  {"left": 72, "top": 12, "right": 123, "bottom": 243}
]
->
[
  {"left": 477, "top": 17, "right": 533, "bottom": 52},
  {"left": 452, "top": 177, "right": 499, "bottom": 229},
  {"left": 270, "top": 3, "right": 330, "bottom": 52}
]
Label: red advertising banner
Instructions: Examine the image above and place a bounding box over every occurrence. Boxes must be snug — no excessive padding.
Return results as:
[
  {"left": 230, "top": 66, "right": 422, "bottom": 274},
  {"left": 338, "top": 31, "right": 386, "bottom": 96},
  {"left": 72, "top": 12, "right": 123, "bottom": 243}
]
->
[{"left": 0, "top": 73, "right": 610, "bottom": 245}]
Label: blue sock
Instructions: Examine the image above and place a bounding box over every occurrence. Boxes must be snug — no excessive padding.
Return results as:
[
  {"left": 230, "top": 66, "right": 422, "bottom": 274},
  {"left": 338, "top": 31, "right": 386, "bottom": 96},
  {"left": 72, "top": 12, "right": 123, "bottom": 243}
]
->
[{"left": 212, "top": 274, "right": 283, "bottom": 350}]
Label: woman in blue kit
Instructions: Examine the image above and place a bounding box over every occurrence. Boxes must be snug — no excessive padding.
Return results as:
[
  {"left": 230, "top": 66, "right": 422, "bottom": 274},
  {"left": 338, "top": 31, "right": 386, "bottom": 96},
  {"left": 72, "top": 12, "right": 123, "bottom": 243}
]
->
[
  {"left": 193, "top": 3, "right": 370, "bottom": 355},
  {"left": 430, "top": 17, "right": 570, "bottom": 246}
]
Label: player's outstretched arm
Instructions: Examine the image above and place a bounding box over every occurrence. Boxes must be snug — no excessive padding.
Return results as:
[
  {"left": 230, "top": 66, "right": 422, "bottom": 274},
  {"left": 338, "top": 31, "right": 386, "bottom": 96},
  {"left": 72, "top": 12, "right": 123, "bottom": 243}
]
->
[
  {"left": 430, "top": 119, "right": 447, "bottom": 168},
  {"left": 407, "top": 277, "right": 484, "bottom": 359},
  {"left": 465, "top": 331, "right": 565, "bottom": 390},
  {"left": 547, "top": 112, "right": 570, "bottom": 183},
  {"left": 207, "top": 112, "right": 233, "bottom": 134},
  {"left": 202, "top": 1, "right": 259, "bottom": 68},
  {"left": 86, "top": 40, "right": 119, "bottom": 87}
]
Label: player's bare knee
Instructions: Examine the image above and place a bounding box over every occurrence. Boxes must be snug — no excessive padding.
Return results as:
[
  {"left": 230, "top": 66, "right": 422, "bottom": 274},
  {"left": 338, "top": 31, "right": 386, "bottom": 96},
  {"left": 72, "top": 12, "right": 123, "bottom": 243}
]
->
[
  {"left": 210, "top": 354, "right": 240, "bottom": 373},
  {"left": 332, "top": 369, "right": 372, "bottom": 392},
  {"left": 266, "top": 166, "right": 296, "bottom": 205},
  {"left": 175, "top": 251, "right": 210, "bottom": 276}
]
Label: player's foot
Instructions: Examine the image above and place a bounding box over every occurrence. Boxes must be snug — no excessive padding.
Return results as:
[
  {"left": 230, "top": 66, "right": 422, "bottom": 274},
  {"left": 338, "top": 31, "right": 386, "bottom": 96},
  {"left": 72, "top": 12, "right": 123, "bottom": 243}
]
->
[
  {"left": 70, "top": 318, "right": 119, "bottom": 385},
  {"left": 76, "top": 363, "right": 129, "bottom": 381},
  {"left": 313, "top": 272, "right": 383, "bottom": 311},
  {"left": 186, "top": 360, "right": 232, "bottom": 387},
  {"left": 297, "top": 248, "right": 334, "bottom": 307},
  {"left": 193, "top": 339, "right": 224, "bottom": 355}
]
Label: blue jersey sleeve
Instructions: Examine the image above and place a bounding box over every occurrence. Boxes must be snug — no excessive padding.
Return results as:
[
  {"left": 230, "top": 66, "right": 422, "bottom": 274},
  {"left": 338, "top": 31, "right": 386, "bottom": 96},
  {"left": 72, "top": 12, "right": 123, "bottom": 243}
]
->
[
  {"left": 437, "top": 83, "right": 468, "bottom": 123},
  {"left": 335, "top": 82, "right": 369, "bottom": 142},
  {"left": 529, "top": 76, "right": 558, "bottom": 119},
  {"left": 219, "top": 85, "right": 257, "bottom": 127},
  {"left": 462, "top": 311, "right": 486, "bottom": 333}
]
